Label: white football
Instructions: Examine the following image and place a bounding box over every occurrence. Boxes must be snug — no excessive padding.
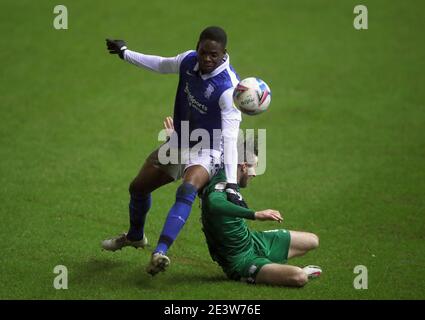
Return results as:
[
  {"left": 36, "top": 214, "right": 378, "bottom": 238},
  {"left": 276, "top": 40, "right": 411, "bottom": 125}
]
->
[{"left": 232, "top": 77, "right": 272, "bottom": 115}]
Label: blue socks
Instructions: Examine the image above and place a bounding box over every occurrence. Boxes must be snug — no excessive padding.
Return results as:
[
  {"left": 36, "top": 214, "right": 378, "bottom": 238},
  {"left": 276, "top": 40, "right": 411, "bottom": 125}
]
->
[
  {"left": 126, "top": 183, "right": 197, "bottom": 253},
  {"left": 127, "top": 193, "right": 152, "bottom": 241},
  {"left": 155, "top": 182, "right": 197, "bottom": 254}
]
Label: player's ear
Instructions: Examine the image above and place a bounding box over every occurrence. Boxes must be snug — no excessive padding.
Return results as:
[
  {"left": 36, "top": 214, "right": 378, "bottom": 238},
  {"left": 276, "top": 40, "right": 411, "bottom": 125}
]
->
[{"left": 242, "top": 162, "right": 248, "bottom": 172}]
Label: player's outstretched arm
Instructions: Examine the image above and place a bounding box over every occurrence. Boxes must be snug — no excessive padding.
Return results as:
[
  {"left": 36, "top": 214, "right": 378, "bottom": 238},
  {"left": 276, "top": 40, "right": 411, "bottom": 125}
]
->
[
  {"left": 207, "top": 192, "right": 255, "bottom": 220},
  {"left": 254, "top": 209, "right": 283, "bottom": 223},
  {"left": 105, "top": 38, "right": 192, "bottom": 74}
]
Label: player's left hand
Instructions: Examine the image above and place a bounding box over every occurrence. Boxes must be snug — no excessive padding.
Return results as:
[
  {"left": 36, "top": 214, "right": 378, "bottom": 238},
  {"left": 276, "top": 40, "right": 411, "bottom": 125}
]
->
[
  {"left": 225, "top": 183, "right": 248, "bottom": 208},
  {"left": 163, "top": 116, "right": 174, "bottom": 138},
  {"left": 254, "top": 209, "right": 283, "bottom": 222},
  {"left": 106, "top": 39, "right": 127, "bottom": 59}
]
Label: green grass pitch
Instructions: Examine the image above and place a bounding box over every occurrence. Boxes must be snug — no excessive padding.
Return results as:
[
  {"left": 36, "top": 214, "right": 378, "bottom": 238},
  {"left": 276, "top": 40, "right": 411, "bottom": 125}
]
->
[{"left": 1, "top": 0, "right": 424, "bottom": 299}]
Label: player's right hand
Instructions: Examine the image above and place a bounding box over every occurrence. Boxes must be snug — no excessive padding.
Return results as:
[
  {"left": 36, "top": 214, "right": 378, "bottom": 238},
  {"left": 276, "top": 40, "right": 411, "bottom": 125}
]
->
[
  {"left": 106, "top": 39, "right": 127, "bottom": 59},
  {"left": 254, "top": 209, "right": 283, "bottom": 222}
]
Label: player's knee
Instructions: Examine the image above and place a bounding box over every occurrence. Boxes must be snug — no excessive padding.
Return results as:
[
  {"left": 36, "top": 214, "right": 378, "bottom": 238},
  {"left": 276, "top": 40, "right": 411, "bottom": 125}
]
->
[
  {"left": 292, "top": 268, "right": 308, "bottom": 287},
  {"left": 128, "top": 179, "right": 138, "bottom": 194},
  {"left": 129, "top": 179, "right": 148, "bottom": 196},
  {"left": 310, "top": 233, "right": 319, "bottom": 250},
  {"left": 295, "top": 232, "right": 319, "bottom": 253},
  {"left": 301, "top": 232, "right": 319, "bottom": 251},
  {"left": 183, "top": 166, "right": 209, "bottom": 190}
]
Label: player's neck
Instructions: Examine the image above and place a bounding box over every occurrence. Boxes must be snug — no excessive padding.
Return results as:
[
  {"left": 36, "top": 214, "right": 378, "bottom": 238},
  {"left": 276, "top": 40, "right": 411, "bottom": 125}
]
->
[{"left": 199, "top": 56, "right": 227, "bottom": 75}]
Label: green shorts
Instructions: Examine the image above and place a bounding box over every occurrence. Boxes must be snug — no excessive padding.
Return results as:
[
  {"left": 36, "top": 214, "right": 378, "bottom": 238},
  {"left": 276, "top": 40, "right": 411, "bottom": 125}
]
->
[{"left": 228, "top": 229, "right": 291, "bottom": 283}]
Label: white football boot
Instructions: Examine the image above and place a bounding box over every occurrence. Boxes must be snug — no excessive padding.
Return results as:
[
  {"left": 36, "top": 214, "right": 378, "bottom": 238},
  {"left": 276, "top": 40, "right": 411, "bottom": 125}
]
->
[
  {"left": 303, "top": 265, "right": 322, "bottom": 279},
  {"left": 146, "top": 252, "right": 170, "bottom": 276},
  {"left": 101, "top": 233, "right": 148, "bottom": 251}
]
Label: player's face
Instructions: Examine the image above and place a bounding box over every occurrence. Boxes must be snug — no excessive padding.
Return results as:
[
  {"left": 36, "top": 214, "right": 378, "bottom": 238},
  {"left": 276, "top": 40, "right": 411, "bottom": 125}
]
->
[
  {"left": 238, "top": 163, "right": 256, "bottom": 188},
  {"left": 197, "top": 40, "right": 226, "bottom": 74}
]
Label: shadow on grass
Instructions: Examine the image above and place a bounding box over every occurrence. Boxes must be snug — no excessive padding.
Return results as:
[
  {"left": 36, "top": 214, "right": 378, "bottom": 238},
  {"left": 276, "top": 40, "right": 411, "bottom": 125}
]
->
[
  {"left": 71, "top": 257, "right": 128, "bottom": 285},
  {"left": 71, "top": 256, "right": 228, "bottom": 291},
  {"left": 82, "top": 257, "right": 126, "bottom": 271},
  {"left": 131, "top": 271, "right": 228, "bottom": 288}
]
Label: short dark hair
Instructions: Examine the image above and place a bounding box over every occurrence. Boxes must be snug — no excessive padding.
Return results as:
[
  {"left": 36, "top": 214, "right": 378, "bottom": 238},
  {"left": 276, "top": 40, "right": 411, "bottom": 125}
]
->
[{"left": 198, "top": 26, "right": 227, "bottom": 48}]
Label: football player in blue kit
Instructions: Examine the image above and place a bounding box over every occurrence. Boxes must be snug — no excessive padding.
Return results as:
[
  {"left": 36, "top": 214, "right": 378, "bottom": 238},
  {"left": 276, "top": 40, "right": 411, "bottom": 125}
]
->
[{"left": 102, "top": 26, "right": 244, "bottom": 276}]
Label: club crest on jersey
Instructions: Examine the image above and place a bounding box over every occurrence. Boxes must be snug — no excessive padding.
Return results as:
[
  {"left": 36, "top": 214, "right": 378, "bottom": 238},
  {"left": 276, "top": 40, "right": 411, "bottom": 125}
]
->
[{"left": 204, "top": 83, "right": 215, "bottom": 99}]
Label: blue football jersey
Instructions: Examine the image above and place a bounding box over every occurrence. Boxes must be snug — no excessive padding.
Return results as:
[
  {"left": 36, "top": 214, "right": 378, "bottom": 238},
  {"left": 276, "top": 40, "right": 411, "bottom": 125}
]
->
[{"left": 172, "top": 51, "right": 240, "bottom": 151}]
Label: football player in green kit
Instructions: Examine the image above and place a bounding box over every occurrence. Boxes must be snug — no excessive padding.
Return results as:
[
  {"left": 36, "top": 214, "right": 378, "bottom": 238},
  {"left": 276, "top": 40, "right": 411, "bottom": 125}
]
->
[
  {"left": 200, "top": 140, "right": 322, "bottom": 287},
  {"left": 162, "top": 116, "right": 321, "bottom": 286}
]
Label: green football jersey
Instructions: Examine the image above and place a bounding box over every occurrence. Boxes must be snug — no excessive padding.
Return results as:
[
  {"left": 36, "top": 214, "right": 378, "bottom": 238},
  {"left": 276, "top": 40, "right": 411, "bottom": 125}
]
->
[{"left": 201, "top": 169, "right": 257, "bottom": 277}]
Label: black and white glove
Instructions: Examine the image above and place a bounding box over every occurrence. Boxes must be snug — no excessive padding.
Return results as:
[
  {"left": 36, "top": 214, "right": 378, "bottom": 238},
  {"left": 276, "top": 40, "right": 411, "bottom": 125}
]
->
[
  {"left": 106, "top": 39, "right": 127, "bottom": 59},
  {"left": 225, "top": 183, "right": 248, "bottom": 208}
]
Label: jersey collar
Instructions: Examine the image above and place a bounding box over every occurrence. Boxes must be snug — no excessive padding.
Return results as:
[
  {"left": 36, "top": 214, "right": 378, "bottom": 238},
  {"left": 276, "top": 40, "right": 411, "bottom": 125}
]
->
[{"left": 193, "top": 54, "right": 229, "bottom": 80}]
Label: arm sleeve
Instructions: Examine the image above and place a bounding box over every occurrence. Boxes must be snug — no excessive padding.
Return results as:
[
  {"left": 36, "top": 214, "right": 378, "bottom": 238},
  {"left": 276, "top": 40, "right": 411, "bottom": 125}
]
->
[
  {"left": 123, "top": 49, "right": 193, "bottom": 74},
  {"left": 208, "top": 192, "right": 256, "bottom": 219},
  {"left": 219, "top": 88, "right": 242, "bottom": 184}
]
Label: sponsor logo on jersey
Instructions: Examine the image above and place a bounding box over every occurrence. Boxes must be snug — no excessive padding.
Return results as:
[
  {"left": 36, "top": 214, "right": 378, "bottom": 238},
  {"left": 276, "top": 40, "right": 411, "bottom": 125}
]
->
[{"left": 184, "top": 82, "right": 208, "bottom": 114}]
